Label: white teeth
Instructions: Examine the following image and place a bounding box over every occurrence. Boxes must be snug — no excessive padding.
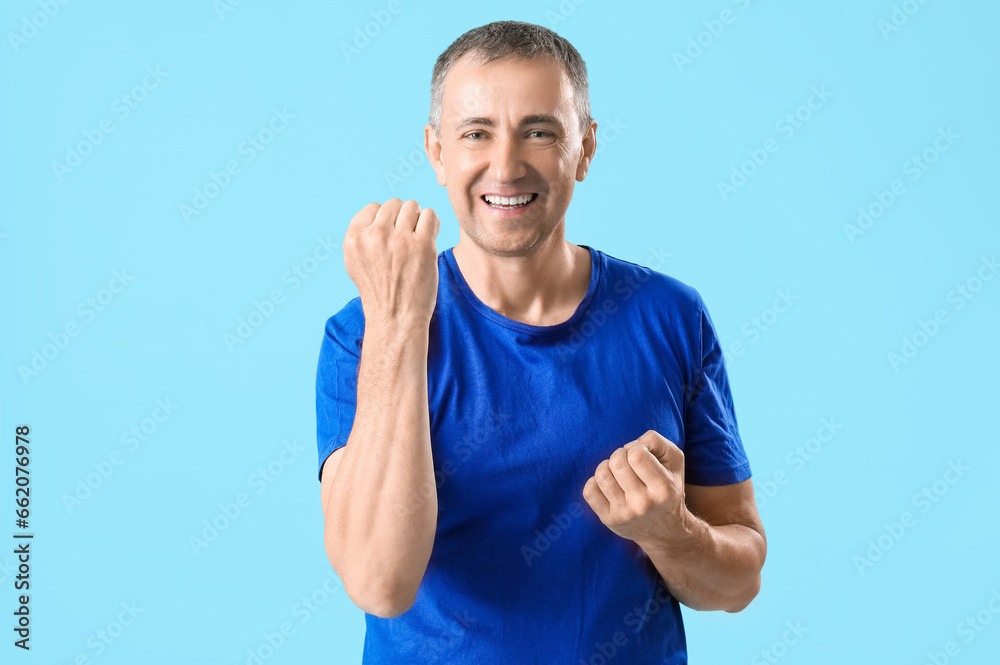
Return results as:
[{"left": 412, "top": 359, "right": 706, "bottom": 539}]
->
[{"left": 484, "top": 194, "right": 533, "bottom": 206}]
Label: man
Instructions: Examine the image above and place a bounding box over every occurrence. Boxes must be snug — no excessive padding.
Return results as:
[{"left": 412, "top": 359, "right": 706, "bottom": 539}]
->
[{"left": 316, "top": 20, "right": 765, "bottom": 664}]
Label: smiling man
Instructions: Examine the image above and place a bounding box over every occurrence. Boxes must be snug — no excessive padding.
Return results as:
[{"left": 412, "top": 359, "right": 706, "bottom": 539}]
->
[{"left": 316, "top": 20, "right": 765, "bottom": 664}]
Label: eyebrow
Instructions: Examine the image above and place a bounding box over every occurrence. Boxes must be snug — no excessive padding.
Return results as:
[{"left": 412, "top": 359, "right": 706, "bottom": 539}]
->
[{"left": 454, "top": 114, "right": 564, "bottom": 131}]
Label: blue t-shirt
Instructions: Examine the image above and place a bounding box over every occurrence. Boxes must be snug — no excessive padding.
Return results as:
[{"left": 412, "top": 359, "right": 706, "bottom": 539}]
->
[{"left": 315, "top": 245, "right": 751, "bottom": 665}]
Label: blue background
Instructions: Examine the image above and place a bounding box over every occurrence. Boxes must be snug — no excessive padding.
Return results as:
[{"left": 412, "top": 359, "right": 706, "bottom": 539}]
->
[{"left": 2, "top": 0, "right": 998, "bottom": 663}]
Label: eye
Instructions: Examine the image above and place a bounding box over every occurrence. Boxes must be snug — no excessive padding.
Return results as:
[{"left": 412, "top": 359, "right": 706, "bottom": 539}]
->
[
  {"left": 529, "top": 130, "right": 551, "bottom": 138},
  {"left": 464, "top": 131, "right": 486, "bottom": 140}
]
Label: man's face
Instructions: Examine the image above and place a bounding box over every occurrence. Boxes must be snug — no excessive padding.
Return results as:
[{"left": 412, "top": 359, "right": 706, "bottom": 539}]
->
[{"left": 426, "top": 53, "right": 596, "bottom": 258}]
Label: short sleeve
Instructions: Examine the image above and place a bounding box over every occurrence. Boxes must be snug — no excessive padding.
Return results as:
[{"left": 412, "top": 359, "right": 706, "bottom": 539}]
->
[
  {"left": 315, "top": 297, "right": 364, "bottom": 481},
  {"left": 682, "top": 295, "right": 752, "bottom": 486}
]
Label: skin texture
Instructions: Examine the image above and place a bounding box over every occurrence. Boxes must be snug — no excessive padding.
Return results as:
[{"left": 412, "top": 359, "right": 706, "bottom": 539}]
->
[
  {"left": 583, "top": 431, "right": 766, "bottom": 612},
  {"left": 425, "top": 53, "right": 596, "bottom": 327},
  {"left": 321, "top": 200, "right": 441, "bottom": 618}
]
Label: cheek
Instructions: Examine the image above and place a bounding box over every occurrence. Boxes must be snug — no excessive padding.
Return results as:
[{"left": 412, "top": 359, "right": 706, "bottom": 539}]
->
[
  {"left": 439, "top": 145, "right": 473, "bottom": 174},
  {"left": 546, "top": 152, "right": 580, "bottom": 186},
  {"left": 441, "top": 158, "right": 476, "bottom": 201},
  {"left": 545, "top": 174, "right": 575, "bottom": 201}
]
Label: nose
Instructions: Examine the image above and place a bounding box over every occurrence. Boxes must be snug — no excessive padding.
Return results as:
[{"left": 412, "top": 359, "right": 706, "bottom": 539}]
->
[{"left": 488, "top": 134, "right": 528, "bottom": 183}]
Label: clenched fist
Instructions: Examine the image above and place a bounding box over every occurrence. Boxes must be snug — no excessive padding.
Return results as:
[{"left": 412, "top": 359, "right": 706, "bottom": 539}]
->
[
  {"left": 582, "top": 430, "right": 689, "bottom": 546},
  {"left": 342, "top": 199, "right": 441, "bottom": 328}
]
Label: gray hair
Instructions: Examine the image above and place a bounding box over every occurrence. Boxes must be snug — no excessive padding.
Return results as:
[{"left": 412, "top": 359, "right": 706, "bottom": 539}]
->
[{"left": 429, "top": 20, "right": 592, "bottom": 138}]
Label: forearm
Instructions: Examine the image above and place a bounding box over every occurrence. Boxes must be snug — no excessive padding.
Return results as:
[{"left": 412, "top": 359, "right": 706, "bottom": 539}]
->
[
  {"left": 325, "top": 319, "right": 436, "bottom": 615},
  {"left": 635, "top": 511, "right": 764, "bottom": 613}
]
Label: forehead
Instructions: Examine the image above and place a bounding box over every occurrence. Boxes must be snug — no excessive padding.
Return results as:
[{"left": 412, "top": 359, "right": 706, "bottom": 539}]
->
[{"left": 441, "top": 53, "right": 575, "bottom": 121}]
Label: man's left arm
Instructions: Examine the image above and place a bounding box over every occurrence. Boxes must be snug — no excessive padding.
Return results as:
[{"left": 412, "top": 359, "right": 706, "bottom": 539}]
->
[{"left": 582, "top": 429, "right": 766, "bottom": 613}]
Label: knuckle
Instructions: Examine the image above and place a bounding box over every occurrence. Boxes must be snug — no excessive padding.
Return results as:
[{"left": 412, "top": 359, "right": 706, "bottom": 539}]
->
[{"left": 610, "top": 449, "right": 628, "bottom": 470}]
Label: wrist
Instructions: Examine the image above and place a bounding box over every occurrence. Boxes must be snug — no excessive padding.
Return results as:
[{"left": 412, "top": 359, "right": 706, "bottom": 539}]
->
[
  {"left": 365, "top": 311, "right": 432, "bottom": 336},
  {"left": 637, "top": 508, "right": 706, "bottom": 559}
]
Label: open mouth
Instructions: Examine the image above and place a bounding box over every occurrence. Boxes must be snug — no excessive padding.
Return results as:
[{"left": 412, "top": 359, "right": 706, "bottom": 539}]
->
[{"left": 480, "top": 193, "right": 538, "bottom": 209}]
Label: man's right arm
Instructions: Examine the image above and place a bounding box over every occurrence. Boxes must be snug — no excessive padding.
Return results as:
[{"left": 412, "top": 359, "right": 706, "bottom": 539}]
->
[
  {"left": 319, "top": 199, "right": 441, "bottom": 619},
  {"left": 321, "top": 320, "right": 436, "bottom": 618}
]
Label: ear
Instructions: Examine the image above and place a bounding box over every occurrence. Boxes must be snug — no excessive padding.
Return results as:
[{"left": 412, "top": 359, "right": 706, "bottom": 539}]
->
[
  {"left": 425, "top": 123, "right": 447, "bottom": 186},
  {"left": 575, "top": 119, "right": 598, "bottom": 182}
]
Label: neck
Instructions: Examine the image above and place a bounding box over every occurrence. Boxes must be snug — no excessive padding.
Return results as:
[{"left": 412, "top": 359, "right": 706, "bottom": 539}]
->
[{"left": 452, "top": 232, "right": 591, "bottom": 327}]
